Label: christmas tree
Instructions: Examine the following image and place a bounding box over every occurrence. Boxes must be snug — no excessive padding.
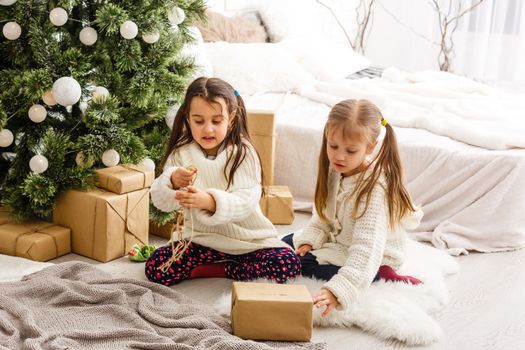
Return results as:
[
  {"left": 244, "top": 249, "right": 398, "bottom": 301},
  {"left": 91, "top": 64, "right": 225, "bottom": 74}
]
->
[{"left": 0, "top": 0, "right": 206, "bottom": 222}]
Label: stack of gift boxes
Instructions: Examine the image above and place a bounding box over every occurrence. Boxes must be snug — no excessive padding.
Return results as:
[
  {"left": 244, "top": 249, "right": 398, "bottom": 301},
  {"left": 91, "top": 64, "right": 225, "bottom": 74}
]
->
[
  {"left": 247, "top": 110, "right": 294, "bottom": 225},
  {"left": 53, "top": 165, "right": 154, "bottom": 262},
  {"left": 0, "top": 165, "right": 154, "bottom": 263}
]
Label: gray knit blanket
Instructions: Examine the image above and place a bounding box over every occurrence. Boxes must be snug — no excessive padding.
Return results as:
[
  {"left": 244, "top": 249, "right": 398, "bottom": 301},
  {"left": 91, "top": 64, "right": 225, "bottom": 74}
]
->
[{"left": 0, "top": 262, "right": 324, "bottom": 350}]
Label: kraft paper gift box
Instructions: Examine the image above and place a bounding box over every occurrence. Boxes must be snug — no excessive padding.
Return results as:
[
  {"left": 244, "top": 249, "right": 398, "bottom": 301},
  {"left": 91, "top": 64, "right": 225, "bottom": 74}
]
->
[
  {"left": 231, "top": 282, "right": 313, "bottom": 342},
  {"left": 259, "top": 186, "right": 294, "bottom": 225},
  {"left": 53, "top": 188, "right": 149, "bottom": 262},
  {"left": 0, "top": 221, "right": 71, "bottom": 262},
  {"left": 149, "top": 220, "right": 174, "bottom": 240},
  {"left": 247, "top": 110, "right": 276, "bottom": 185},
  {"left": 95, "top": 165, "right": 154, "bottom": 194},
  {"left": 0, "top": 207, "right": 11, "bottom": 225}
]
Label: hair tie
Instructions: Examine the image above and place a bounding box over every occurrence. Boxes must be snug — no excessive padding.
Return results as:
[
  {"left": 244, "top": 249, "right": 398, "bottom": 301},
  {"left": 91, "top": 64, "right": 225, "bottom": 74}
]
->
[
  {"left": 381, "top": 118, "right": 388, "bottom": 127},
  {"left": 234, "top": 89, "right": 239, "bottom": 97}
]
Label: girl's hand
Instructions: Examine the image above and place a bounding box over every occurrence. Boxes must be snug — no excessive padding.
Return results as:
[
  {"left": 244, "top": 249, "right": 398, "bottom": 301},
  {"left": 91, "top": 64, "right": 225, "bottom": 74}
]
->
[
  {"left": 175, "top": 185, "right": 216, "bottom": 213},
  {"left": 296, "top": 244, "right": 313, "bottom": 256},
  {"left": 312, "top": 289, "right": 340, "bottom": 317},
  {"left": 170, "top": 167, "right": 197, "bottom": 189}
]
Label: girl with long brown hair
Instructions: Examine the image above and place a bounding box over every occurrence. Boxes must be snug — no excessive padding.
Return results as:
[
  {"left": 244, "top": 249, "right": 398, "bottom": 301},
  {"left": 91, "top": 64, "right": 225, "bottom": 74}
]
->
[
  {"left": 282, "top": 99, "right": 423, "bottom": 316},
  {"left": 146, "top": 77, "right": 299, "bottom": 285}
]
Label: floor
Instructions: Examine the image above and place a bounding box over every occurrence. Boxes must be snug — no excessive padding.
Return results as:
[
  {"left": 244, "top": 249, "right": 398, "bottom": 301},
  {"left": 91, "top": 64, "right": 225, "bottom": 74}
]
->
[{"left": 46, "top": 212, "right": 525, "bottom": 350}]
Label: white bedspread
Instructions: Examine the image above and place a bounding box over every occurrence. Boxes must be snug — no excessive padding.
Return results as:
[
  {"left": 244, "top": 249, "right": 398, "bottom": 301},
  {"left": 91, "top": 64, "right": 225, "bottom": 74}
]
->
[
  {"left": 245, "top": 91, "right": 525, "bottom": 255},
  {"left": 299, "top": 67, "right": 525, "bottom": 150}
]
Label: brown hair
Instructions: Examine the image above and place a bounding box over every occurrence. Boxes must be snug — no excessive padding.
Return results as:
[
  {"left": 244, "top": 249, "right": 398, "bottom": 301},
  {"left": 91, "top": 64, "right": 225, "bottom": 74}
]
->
[
  {"left": 160, "top": 77, "right": 261, "bottom": 189},
  {"left": 314, "top": 99, "right": 416, "bottom": 228}
]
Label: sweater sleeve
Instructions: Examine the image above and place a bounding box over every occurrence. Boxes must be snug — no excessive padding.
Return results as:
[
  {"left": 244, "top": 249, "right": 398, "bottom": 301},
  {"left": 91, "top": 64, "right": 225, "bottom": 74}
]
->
[
  {"left": 150, "top": 153, "right": 182, "bottom": 213},
  {"left": 293, "top": 209, "right": 330, "bottom": 249},
  {"left": 322, "top": 184, "right": 388, "bottom": 310},
  {"left": 193, "top": 146, "right": 263, "bottom": 226}
]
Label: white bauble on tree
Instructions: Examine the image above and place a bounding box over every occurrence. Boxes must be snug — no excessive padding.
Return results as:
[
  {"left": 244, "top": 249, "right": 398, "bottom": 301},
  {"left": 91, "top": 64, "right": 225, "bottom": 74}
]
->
[
  {"left": 0, "top": 129, "right": 14, "bottom": 147},
  {"left": 42, "top": 90, "right": 57, "bottom": 106},
  {"left": 142, "top": 32, "right": 160, "bottom": 44},
  {"left": 49, "top": 7, "right": 68, "bottom": 26},
  {"left": 2, "top": 22, "right": 21, "bottom": 40},
  {"left": 52, "top": 77, "right": 81, "bottom": 106},
  {"left": 29, "top": 155, "right": 49, "bottom": 174},
  {"left": 0, "top": 0, "right": 17, "bottom": 6},
  {"left": 28, "top": 104, "right": 47, "bottom": 123},
  {"left": 92, "top": 86, "right": 109, "bottom": 103},
  {"left": 165, "top": 104, "right": 180, "bottom": 129},
  {"left": 102, "top": 149, "right": 120, "bottom": 167},
  {"left": 168, "top": 6, "right": 185, "bottom": 25},
  {"left": 120, "top": 20, "right": 138, "bottom": 40},
  {"left": 79, "top": 27, "right": 98, "bottom": 46},
  {"left": 139, "top": 158, "right": 155, "bottom": 171}
]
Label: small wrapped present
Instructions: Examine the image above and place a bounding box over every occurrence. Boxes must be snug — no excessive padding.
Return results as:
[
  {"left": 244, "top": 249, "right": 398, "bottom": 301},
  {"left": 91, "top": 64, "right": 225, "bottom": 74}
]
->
[
  {"left": 149, "top": 220, "right": 174, "bottom": 239},
  {"left": 247, "top": 110, "right": 276, "bottom": 185},
  {"left": 53, "top": 188, "right": 149, "bottom": 262},
  {"left": 231, "top": 282, "right": 313, "bottom": 341},
  {"left": 127, "top": 243, "right": 157, "bottom": 262},
  {"left": 259, "top": 186, "right": 294, "bottom": 225},
  {"left": 95, "top": 164, "right": 154, "bottom": 194},
  {"left": 0, "top": 221, "right": 71, "bottom": 262},
  {"left": 0, "top": 207, "right": 11, "bottom": 225}
]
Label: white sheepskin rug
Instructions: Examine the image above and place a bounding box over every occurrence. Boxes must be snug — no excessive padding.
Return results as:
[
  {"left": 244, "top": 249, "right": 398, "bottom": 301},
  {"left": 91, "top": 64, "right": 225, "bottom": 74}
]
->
[{"left": 213, "top": 239, "right": 458, "bottom": 346}]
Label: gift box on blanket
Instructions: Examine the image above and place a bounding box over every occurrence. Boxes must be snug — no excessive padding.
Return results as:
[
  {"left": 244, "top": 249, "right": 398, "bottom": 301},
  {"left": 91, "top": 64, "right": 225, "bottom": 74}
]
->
[
  {"left": 0, "top": 221, "right": 71, "bottom": 262},
  {"left": 95, "top": 165, "right": 154, "bottom": 194},
  {"left": 247, "top": 110, "right": 276, "bottom": 185},
  {"left": 53, "top": 188, "right": 149, "bottom": 262},
  {"left": 259, "top": 186, "right": 294, "bottom": 225},
  {"left": 231, "top": 282, "right": 313, "bottom": 341}
]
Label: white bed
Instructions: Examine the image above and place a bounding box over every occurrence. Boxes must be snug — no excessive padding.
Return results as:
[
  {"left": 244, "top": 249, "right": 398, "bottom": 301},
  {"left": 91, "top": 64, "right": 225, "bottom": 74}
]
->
[{"left": 244, "top": 90, "right": 525, "bottom": 255}]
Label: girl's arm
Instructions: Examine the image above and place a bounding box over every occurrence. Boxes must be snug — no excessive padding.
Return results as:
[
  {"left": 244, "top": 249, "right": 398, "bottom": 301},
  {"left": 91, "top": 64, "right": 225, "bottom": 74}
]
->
[
  {"left": 193, "top": 146, "right": 263, "bottom": 226},
  {"left": 322, "top": 185, "right": 389, "bottom": 310},
  {"left": 150, "top": 154, "right": 182, "bottom": 213},
  {"left": 293, "top": 210, "right": 330, "bottom": 249}
]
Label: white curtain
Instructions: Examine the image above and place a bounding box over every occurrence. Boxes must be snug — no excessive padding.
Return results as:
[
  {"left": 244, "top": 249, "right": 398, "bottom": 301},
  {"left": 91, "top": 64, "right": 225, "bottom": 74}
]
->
[{"left": 365, "top": 0, "right": 525, "bottom": 84}]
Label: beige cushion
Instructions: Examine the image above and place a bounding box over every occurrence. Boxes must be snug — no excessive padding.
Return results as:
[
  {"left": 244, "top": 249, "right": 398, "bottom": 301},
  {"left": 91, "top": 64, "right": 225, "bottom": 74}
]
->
[{"left": 196, "top": 10, "right": 267, "bottom": 43}]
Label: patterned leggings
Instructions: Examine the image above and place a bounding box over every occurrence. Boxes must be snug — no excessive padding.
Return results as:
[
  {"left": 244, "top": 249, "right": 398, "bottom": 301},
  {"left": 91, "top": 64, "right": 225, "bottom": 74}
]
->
[{"left": 145, "top": 242, "right": 301, "bottom": 286}]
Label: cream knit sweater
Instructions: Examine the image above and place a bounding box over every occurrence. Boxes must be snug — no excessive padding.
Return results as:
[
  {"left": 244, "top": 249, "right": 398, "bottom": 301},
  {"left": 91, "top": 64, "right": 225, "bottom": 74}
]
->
[
  {"left": 150, "top": 141, "right": 289, "bottom": 255},
  {"left": 293, "top": 169, "right": 423, "bottom": 310}
]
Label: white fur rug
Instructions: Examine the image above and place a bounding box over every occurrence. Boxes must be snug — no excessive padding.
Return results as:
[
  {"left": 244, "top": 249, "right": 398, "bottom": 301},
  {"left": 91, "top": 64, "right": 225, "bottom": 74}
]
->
[{"left": 213, "top": 240, "right": 458, "bottom": 346}]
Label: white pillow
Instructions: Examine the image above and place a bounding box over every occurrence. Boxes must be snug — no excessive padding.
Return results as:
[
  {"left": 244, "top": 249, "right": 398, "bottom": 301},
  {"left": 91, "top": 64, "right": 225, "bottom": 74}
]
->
[
  {"left": 203, "top": 42, "right": 316, "bottom": 95},
  {"left": 255, "top": 0, "right": 370, "bottom": 81},
  {"left": 181, "top": 26, "right": 214, "bottom": 78},
  {"left": 282, "top": 40, "right": 371, "bottom": 81}
]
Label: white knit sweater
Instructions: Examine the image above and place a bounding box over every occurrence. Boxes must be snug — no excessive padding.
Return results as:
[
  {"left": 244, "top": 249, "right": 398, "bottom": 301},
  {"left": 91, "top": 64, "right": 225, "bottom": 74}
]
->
[
  {"left": 150, "top": 141, "right": 289, "bottom": 255},
  {"left": 293, "top": 169, "right": 423, "bottom": 310}
]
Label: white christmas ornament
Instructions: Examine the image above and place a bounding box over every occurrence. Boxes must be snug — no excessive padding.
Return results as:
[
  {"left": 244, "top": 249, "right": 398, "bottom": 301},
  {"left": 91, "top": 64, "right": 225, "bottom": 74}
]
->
[
  {"left": 102, "top": 149, "right": 120, "bottom": 167},
  {"left": 79, "top": 27, "right": 97, "bottom": 46},
  {"left": 0, "top": 0, "right": 17, "bottom": 6},
  {"left": 28, "top": 104, "right": 47, "bottom": 123},
  {"left": 168, "top": 6, "right": 185, "bottom": 25},
  {"left": 42, "top": 90, "right": 57, "bottom": 106},
  {"left": 120, "top": 20, "right": 138, "bottom": 40},
  {"left": 2, "top": 22, "right": 21, "bottom": 40},
  {"left": 142, "top": 32, "right": 160, "bottom": 44},
  {"left": 139, "top": 158, "right": 155, "bottom": 171},
  {"left": 52, "top": 77, "right": 81, "bottom": 106},
  {"left": 0, "top": 129, "right": 14, "bottom": 147},
  {"left": 165, "top": 104, "right": 180, "bottom": 129},
  {"left": 49, "top": 7, "right": 68, "bottom": 26},
  {"left": 92, "top": 86, "right": 109, "bottom": 103},
  {"left": 29, "top": 155, "right": 49, "bottom": 174}
]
